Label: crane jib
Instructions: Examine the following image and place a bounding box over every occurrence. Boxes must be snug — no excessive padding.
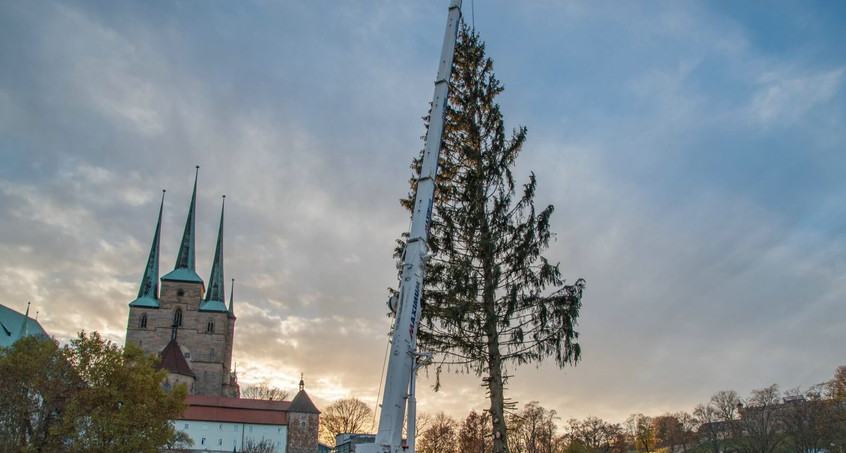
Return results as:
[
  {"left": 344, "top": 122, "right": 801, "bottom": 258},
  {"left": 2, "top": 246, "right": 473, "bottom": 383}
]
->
[{"left": 409, "top": 281, "right": 421, "bottom": 340}]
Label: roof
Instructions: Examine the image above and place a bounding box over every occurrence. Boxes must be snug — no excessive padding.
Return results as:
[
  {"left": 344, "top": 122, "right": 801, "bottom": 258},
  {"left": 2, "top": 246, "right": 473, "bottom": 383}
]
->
[
  {"left": 163, "top": 167, "right": 203, "bottom": 284},
  {"left": 156, "top": 339, "right": 194, "bottom": 377},
  {"left": 130, "top": 190, "right": 164, "bottom": 308},
  {"left": 181, "top": 395, "right": 291, "bottom": 425},
  {"left": 288, "top": 389, "right": 321, "bottom": 414},
  {"left": 204, "top": 196, "right": 227, "bottom": 307},
  {"left": 0, "top": 304, "right": 48, "bottom": 348}
]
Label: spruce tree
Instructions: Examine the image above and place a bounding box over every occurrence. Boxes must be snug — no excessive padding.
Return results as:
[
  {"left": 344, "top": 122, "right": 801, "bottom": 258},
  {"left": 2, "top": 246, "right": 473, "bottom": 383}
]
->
[{"left": 399, "top": 25, "right": 585, "bottom": 453}]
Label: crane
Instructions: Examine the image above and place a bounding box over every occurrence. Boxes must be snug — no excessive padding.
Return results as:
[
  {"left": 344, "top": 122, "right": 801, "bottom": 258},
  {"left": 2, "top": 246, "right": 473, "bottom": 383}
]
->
[{"left": 357, "top": 1, "right": 462, "bottom": 452}]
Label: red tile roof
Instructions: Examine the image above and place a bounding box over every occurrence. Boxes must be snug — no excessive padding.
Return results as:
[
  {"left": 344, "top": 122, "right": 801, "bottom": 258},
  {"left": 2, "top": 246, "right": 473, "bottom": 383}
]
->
[
  {"left": 156, "top": 339, "right": 194, "bottom": 377},
  {"left": 182, "top": 395, "right": 291, "bottom": 425}
]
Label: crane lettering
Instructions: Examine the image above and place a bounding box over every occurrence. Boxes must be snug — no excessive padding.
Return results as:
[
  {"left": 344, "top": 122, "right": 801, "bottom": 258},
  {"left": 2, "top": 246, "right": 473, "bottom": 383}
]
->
[{"left": 409, "top": 281, "right": 421, "bottom": 340}]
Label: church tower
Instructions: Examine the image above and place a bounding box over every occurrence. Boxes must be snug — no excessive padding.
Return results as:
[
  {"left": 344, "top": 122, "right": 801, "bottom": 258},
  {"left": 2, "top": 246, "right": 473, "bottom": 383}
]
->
[{"left": 126, "top": 167, "right": 240, "bottom": 398}]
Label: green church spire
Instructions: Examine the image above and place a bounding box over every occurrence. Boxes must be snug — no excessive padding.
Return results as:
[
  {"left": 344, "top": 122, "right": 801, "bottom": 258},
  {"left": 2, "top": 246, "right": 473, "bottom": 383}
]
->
[
  {"left": 201, "top": 195, "right": 228, "bottom": 312},
  {"left": 228, "top": 278, "right": 235, "bottom": 313},
  {"left": 130, "top": 190, "right": 165, "bottom": 308},
  {"left": 163, "top": 167, "right": 203, "bottom": 283}
]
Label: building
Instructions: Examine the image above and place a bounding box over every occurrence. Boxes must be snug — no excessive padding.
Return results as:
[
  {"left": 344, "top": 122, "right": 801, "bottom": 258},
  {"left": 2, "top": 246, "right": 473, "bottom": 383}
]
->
[
  {"left": 332, "top": 434, "right": 377, "bottom": 453},
  {"left": 174, "top": 378, "right": 320, "bottom": 453},
  {"left": 123, "top": 169, "right": 321, "bottom": 452},
  {"left": 125, "top": 169, "right": 238, "bottom": 397},
  {"left": 0, "top": 302, "right": 48, "bottom": 347}
]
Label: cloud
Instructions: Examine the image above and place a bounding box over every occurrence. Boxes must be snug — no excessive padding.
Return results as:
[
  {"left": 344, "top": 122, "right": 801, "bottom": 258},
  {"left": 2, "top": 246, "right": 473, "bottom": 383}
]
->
[{"left": 749, "top": 67, "right": 844, "bottom": 126}]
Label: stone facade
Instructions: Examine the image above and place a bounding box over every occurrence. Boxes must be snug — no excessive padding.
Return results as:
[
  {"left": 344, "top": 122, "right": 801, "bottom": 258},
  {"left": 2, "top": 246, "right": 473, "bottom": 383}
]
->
[
  {"left": 126, "top": 279, "right": 239, "bottom": 397},
  {"left": 287, "top": 412, "right": 319, "bottom": 453}
]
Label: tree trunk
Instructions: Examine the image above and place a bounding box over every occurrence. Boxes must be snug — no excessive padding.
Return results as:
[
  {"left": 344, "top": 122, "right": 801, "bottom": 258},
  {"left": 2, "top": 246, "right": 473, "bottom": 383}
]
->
[{"left": 486, "top": 291, "right": 509, "bottom": 453}]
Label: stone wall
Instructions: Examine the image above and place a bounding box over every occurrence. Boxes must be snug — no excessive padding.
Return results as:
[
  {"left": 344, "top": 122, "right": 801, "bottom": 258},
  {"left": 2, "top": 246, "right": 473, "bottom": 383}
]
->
[
  {"left": 287, "top": 413, "right": 319, "bottom": 453},
  {"left": 125, "top": 279, "right": 238, "bottom": 397}
]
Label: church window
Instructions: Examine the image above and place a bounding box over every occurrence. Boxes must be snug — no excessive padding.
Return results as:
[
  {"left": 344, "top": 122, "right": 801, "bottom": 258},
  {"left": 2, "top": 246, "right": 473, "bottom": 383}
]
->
[
  {"left": 173, "top": 308, "right": 183, "bottom": 327},
  {"left": 139, "top": 313, "right": 147, "bottom": 328},
  {"left": 200, "top": 438, "right": 206, "bottom": 445},
  {"left": 210, "top": 348, "right": 215, "bottom": 360},
  {"left": 207, "top": 318, "right": 214, "bottom": 333},
  {"left": 301, "top": 421, "right": 306, "bottom": 427},
  {"left": 218, "top": 439, "right": 223, "bottom": 446},
  {"left": 177, "top": 288, "right": 185, "bottom": 297}
]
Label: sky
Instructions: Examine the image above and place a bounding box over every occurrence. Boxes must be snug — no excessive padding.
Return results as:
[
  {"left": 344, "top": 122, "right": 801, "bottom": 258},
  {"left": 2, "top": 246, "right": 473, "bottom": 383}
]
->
[{"left": 1, "top": 0, "right": 845, "bottom": 428}]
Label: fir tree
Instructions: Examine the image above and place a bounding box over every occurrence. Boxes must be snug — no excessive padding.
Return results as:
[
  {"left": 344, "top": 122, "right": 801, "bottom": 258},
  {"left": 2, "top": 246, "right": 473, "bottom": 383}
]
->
[{"left": 399, "top": 25, "right": 585, "bottom": 453}]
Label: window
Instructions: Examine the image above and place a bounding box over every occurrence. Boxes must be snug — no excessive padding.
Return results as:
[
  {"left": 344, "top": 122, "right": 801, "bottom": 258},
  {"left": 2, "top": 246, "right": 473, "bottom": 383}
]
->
[
  {"left": 206, "top": 318, "right": 214, "bottom": 333},
  {"left": 218, "top": 439, "right": 223, "bottom": 446},
  {"left": 173, "top": 308, "right": 183, "bottom": 327},
  {"left": 219, "top": 424, "right": 223, "bottom": 431},
  {"left": 184, "top": 423, "right": 189, "bottom": 429},
  {"left": 200, "top": 438, "right": 206, "bottom": 445},
  {"left": 248, "top": 426, "right": 253, "bottom": 433},
  {"left": 210, "top": 348, "right": 215, "bottom": 360},
  {"left": 203, "top": 371, "right": 208, "bottom": 381},
  {"left": 234, "top": 425, "right": 239, "bottom": 432},
  {"left": 139, "top": 313, "right": 147, "bottom": 328}
]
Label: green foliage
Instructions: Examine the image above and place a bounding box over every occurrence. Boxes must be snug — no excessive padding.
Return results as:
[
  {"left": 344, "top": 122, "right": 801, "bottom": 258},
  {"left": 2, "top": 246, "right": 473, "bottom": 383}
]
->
[
  {"left": 0, "top": 332, "right": 188, "bottom": 453},
  {"left": 398, "top": 24, "right": 584, "bottom": 453}
]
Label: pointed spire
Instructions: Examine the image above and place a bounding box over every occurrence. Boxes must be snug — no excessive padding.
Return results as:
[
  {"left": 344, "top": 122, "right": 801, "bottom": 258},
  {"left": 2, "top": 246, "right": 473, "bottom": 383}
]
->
[
  {"left": 163, "top": 167, "right": 203, "bottom": 283},
  {"left": 300, "top": 373, "right": 305, "bottom": 392},
  {"left": 17, "top": 302, "right": 31, "bottom": 339},
  {"left": 228, "top": 278, "right": 235, "bottom": 313},
  {"left": 130, "top": 190, "right": 165, "bottom": 308},
  {"left": 201, "top": 195, "right": 228, "bottom": 312}
]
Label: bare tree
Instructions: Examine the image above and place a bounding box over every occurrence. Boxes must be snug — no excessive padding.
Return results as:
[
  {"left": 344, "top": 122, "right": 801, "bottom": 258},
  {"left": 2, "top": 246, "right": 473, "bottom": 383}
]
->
[
  {"left": 508, "top": 402, "right": 560, "bottom": 453},
  {"left": 694, "top": 403, "right": 722, "bottom": 453},
  {"left": 735, "top": 385, "right": 783, "bottom": 453},
  {"left": 460, "top": 410, "right": 493, "bottom": 453},
  {"left": 418, "top": 411, "right": 459, "bottom": 453},
  {"left": 240, "top": 382, "right": 290, "bottom": 401},
  {"left": 779, "top": 387, "right": 840, "bottom": 453},
  {"left": 566, "top": 416, "right": 622, "bottom": 453},
  {"left": 242, "top": 437, "right": 277, "bottom": 453},
  {"left": 318, "top": 397, "right": 373, "bottom": 446}
]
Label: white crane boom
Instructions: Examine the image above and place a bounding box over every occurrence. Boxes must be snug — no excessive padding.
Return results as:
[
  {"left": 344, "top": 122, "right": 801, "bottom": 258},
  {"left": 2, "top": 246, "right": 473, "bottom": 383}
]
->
[{"left": 358, "top": 2, "right": 462, "bottom": 452}]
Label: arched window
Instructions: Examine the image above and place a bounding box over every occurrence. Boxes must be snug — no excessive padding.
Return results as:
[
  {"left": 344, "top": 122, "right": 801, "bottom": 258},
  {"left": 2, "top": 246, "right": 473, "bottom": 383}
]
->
[
  {"left": 206, "top": 318, "right": 214, "bottom": 333},
  {"left": 139, "top": 313, "right": 147, "bottom": 328},
  {"left": 173, "top": 308, "right": 183, "bottom": 327},
  {"left": 210, "top": 348, "right": 215, "bottom": 360}
]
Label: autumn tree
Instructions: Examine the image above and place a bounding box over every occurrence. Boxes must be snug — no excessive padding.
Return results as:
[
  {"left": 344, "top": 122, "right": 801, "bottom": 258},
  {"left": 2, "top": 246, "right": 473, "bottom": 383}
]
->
[
  {"left": 319, "top": 397, "right": 374, "bottom": 446},
  {"left": 0, "top": 332, "right": 187, "bottom": 452},
  {"left": 400, "top": 25, "right": 584, "bottom": 453},
  {"left": 418, "top": 411, "right": 460, "bottom": 453},
  {"left": 625, "top": 414, "right": 655, "bottom": 453},
  {"left": 0, "top": 334, "right": 76, "bottom": 452},
  {"left": 241, "top": 382, "right": 290, "bottom": 401}
]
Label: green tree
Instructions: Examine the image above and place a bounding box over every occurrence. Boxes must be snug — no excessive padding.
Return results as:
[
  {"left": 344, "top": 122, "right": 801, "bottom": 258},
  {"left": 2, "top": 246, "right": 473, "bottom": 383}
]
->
[
  {"left": 0, "top": 335, "right": 77, "bottom": 452},
  {"left": 400, "top": 25, "right": 584, "bottom": 453},
  {"left": 0, "top": 332, "right": 187, "bottom": 452}
]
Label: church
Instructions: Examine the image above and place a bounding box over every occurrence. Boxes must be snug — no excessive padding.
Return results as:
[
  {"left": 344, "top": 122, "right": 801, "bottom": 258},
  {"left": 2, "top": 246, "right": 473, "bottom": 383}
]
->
[{"left": 124, "top": 168, "right": 320, "bottom": 453}]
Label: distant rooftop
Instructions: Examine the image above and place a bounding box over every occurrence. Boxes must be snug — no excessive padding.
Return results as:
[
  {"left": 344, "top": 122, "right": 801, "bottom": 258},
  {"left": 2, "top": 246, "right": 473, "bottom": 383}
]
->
[{"left": 0, "top": 304, "right": 48, "bottom": 348}]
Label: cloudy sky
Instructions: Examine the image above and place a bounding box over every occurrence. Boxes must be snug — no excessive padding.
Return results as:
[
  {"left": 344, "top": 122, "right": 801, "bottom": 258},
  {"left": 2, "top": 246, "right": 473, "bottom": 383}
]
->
[{"left": 2, "top": 0, "right": 845, "bottom": 427}]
